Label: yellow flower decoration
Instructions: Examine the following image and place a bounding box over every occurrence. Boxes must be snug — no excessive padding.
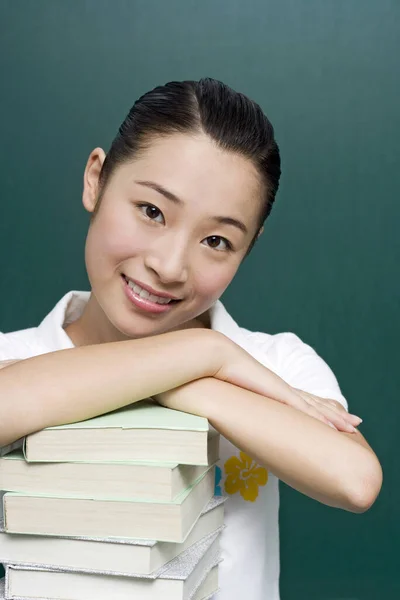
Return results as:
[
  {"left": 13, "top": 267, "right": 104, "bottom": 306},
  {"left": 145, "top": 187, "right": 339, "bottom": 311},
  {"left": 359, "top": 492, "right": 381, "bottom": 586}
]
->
[{"left": 224, "top": 452, "right": 268, "bottom": 502}]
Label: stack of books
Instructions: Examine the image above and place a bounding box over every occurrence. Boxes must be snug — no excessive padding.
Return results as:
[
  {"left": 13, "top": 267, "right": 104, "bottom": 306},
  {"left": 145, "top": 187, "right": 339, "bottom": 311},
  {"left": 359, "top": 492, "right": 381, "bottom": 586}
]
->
[{"left": 0, "top": 400, "right": 225, "bottom": 599}]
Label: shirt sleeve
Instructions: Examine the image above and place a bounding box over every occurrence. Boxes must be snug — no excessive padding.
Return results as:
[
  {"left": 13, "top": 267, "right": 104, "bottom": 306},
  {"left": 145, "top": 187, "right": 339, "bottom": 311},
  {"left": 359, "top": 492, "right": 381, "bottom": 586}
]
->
[
  {"left": 0, "top": 333, "right": 26, "bottom": 456},
  {"left": 0, "top": 333, "right": 16, "bottom": 361},
  {"left": 0, "top": 332, "right": 28, "bottom": 362},
  {"left": 250, "top": 331, "right": 348, "bottom": 411}
]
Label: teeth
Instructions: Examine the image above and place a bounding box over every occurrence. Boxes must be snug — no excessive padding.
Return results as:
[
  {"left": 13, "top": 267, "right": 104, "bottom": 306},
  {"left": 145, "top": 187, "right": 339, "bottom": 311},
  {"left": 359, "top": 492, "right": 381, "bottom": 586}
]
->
[{"left": 127, "top": 279, "right": 172, "bottom": 305}]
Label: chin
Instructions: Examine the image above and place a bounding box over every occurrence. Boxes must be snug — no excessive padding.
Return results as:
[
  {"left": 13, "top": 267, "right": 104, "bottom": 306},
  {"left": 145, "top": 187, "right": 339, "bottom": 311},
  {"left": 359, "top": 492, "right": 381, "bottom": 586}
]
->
[
  {"left": 110, "top": 318, "right": 165, "bottom": 340},
  {"left": 110, "top": 312, "right": 179, "bottom": 340},
  {"left": 99, "top": 285, "right": 209, "bottom": 340}
]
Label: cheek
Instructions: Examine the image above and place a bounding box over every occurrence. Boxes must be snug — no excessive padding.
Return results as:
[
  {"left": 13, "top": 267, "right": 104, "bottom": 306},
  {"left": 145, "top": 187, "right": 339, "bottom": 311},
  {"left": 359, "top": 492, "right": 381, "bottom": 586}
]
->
[
  {"left": 192, "top": 262, "right": 239, "bottom": 301},
  {"left": 85, "top": 209, "right": 147, "bottom": 274}
]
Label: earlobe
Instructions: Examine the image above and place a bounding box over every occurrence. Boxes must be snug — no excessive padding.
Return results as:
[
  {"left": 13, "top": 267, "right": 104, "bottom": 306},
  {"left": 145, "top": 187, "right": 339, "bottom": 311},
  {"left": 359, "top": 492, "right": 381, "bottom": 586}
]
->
[{"left": 82, "top": 148, "right": 106, "bottom": 213}]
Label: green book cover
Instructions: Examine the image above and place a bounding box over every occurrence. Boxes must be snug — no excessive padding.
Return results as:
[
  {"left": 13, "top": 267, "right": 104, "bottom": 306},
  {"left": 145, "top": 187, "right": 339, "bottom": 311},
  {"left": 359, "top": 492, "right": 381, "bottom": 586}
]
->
[
  {"left": 2, "top": 466, "right": 215, "bottom": 504},
  {"left": 1, "top": 449, "right": 184, "bottom": 468},
  {"left": 39, "top": 400, "right": 209, "bottom": 432}
]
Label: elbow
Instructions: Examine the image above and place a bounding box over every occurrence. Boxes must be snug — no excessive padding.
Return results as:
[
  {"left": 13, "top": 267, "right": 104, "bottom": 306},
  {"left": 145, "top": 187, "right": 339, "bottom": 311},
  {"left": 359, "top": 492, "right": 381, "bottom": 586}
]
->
[{"left": 344, "top": 457, "right": 383, "bottom": 513}]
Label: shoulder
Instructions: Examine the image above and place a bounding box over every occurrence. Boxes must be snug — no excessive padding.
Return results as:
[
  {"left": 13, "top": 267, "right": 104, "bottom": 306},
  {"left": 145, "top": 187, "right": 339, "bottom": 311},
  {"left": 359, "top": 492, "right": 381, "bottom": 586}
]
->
[
  {"left": 241, "top": 328, "right": 299, "bottom": 354},
  {"left": 240, "top": 327, "right": 349, "bottom": 410},
  {"left": 0, "top": 327, "right": 47, "bottom": 361},
  {"left": 0, "top": 290, "right": 86, "bottom": 361},
  {"left": 242, "top": 328, "right": 318, "bottom": 365}
]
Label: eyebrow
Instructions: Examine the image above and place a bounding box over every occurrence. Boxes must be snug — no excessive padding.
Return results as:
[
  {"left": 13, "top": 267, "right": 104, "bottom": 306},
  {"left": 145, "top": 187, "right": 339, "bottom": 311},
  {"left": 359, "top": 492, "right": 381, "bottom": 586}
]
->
[
  {"left": 135, "top": 180, "right": 183, "bottom": 205},
  {"left": 135, "top": 179, "right": 248, "bottom": 235},
  {"left": 211, "top": 215, "right": 248, "bottom": 234}
]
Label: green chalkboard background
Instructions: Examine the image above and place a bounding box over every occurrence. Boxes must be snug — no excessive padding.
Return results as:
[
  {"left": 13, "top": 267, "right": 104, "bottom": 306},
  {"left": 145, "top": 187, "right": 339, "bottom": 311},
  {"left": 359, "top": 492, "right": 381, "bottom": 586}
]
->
[{"left": 0, "top": 1, "right": 398, "bottom": 598}]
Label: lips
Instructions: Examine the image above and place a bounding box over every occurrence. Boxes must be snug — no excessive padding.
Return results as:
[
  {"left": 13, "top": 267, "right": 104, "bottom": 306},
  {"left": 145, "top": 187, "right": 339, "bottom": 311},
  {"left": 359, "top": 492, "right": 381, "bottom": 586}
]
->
[
  {"left": 121, "top": 275, "right": 181, "bottom": 315},
  {"left": 122, "top": 275, "right": 181, "bottom": 303}
]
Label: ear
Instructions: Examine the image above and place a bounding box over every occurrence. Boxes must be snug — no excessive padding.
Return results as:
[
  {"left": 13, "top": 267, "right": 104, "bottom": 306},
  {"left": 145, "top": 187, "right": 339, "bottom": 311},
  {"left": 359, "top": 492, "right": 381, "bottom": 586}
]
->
[
  {"left": 257, "top": 226, "right": 264, "bottom": 239},
  {"left": 82, "top": 148, "right": 106, "bottom": 213}
]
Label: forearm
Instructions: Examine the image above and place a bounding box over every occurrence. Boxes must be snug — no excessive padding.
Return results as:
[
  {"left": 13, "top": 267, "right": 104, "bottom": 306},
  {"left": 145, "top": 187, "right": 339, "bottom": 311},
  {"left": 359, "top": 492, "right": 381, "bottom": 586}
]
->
[
  {"left": 0, "top": 329, "right": 222, "bottom": 446},
  {"left": 157, "top": 378, "right": 383, "bottom": 512}
]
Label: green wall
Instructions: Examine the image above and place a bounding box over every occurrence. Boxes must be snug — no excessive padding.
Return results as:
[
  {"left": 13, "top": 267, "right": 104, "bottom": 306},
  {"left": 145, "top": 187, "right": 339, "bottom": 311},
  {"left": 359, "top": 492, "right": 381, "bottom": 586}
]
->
[{"left": 0, "top": 1, "right": 398, "bottom": 597}]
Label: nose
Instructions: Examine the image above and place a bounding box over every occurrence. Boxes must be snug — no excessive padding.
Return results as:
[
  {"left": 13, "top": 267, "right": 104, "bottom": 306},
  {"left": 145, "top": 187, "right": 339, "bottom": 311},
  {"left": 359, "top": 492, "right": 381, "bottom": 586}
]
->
[{"left": 144, "top": 236, "right": 189, "bottom": 285}]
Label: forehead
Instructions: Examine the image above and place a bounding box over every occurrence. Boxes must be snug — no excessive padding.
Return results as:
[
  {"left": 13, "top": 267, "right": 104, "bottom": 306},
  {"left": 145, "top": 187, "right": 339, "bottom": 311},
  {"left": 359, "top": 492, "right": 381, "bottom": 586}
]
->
[{"left": 119, "top": 133, "right": 263, "bottom": 230}]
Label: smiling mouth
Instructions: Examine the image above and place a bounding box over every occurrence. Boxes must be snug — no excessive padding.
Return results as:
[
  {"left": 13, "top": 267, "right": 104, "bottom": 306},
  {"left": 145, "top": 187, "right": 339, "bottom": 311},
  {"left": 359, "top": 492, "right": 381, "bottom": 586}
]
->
[{"left": 122, "top": 275, "right": 181, "bottom": 305}]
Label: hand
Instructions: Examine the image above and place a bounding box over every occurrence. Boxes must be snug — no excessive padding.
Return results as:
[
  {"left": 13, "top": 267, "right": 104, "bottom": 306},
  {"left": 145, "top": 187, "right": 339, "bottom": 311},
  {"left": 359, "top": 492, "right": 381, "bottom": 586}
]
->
[
  {"left": 211, "top": 337, "right": 361, "bottom": 433},
  {"left": 156, "top": 378, "right": 361, "bottom": 434},
  {"left": 291, "top": 388, "right": 362, "bottom": 433},
  {"left": 154, "top": 333, "right": 361, "bottom": 434}
]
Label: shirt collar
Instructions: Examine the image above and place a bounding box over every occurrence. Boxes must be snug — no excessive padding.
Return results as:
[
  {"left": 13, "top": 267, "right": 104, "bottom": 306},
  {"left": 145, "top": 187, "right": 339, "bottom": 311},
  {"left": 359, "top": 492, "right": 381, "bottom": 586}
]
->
[
  {"left": 209, "top": 300, "right": 247, "bottom": 344},
  {"left": 209, "top": 300, "right": 274, "bottom": 370},
  {"left": 37, "top": 291, "right": 90, "bottom": 351},
  {"left": 36, "top": 291, "right": 272, "bottom": 370}
]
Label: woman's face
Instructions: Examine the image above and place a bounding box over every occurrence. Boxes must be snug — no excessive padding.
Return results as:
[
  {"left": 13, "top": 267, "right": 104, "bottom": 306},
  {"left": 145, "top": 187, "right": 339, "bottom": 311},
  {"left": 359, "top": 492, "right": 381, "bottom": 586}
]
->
[{"left": 82, "top": 133, "right": 263, "bottom": 340}]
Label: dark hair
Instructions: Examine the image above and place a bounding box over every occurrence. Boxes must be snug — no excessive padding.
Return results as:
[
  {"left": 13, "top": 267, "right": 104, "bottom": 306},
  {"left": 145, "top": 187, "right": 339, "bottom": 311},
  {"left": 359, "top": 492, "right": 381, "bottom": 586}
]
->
[{"left": 98, "top": 78, "right": 281, "bottom": 251}]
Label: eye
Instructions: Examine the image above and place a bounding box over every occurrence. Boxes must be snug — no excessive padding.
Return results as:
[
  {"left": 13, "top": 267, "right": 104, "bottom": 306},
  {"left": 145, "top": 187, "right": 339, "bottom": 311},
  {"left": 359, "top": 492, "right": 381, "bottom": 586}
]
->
[
  {"left": 137, "top": 203, "right": 165, "bottom": 224},
  {"left": 203, "top": 235, "right": 233, "bottom": 252}
]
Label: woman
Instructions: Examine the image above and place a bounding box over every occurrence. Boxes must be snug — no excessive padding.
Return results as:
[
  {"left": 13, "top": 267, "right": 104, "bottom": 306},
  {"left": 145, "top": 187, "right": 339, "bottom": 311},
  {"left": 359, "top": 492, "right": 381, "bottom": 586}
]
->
[{"left": 0, "top": 78, "right": 382, "bottom": 599}]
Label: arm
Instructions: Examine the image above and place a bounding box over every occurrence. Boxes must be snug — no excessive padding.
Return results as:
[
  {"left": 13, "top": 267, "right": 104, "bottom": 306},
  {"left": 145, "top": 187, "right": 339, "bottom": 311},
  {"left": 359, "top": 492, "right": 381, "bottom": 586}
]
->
[
  {"left": 294, "top": 391, "right": 374, "bottom": 451},
  {"left": 156, "top": 378, "right": 383, "bottom": 513},
  {"left": 0, "top": 328, "right": 328, "bottom": 448},
  {"left": 0, "top": 329, "right": 223, "bottom": 447}
]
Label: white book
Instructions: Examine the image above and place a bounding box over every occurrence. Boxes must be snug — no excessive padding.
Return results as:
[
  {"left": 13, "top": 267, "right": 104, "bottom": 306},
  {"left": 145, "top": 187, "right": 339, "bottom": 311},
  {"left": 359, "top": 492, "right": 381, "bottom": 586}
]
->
[
  {"left": 0, "top": 497, "right": 225, "bottom": 576},
  {"left": 0, "top": 564, "right": 219, "bottom": 600},
  {"left": 3, "top": 468, "right": 215, "bottom": 543},
  {"left": 0, "top": 435, "right": 218, "bottom": 501},
  {"left": 192, "top": 564, "right": 219, "bottom": 600},
  {"left": 4, "top": 531, "right": 221, "bottom": 600},
  {"left": 22, "top": 401, "right": 213, "bottom": 465}
]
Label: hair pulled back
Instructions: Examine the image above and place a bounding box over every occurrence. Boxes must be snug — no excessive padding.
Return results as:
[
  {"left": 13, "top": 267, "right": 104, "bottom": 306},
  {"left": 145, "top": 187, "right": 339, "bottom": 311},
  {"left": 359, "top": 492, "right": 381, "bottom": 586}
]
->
[{"left": 98, "top": 78, "right": 281, "bottom": 247}]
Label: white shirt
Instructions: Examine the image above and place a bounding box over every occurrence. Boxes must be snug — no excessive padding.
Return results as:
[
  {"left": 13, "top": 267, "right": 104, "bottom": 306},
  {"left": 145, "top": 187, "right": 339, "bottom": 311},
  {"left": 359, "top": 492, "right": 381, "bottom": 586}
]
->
[{"left": 0, "top": 291, "right": 348, "bottom": 600}]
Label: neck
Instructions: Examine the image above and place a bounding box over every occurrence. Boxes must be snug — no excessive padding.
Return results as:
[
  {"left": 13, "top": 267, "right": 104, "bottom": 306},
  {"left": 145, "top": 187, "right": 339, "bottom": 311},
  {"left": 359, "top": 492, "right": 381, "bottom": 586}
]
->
[{"left": 64, "top": 292, "right": 210, "bottom": 347}]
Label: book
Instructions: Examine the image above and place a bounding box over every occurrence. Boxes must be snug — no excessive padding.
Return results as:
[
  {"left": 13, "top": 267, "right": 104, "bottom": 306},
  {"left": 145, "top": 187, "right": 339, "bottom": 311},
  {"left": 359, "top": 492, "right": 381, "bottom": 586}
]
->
[
  {"left": 0, "top": 438, "right": 23, "bottom": 459},
  {"left": 3, "top": 467, "right": 215, "bottom": 543},
  {"left": 0, "top": 568, "right": 218, "bottom": 600},
  {"left": 0, "top": 436, "right": 219, "bottom": 501},
  {"left": 23, "top": 400, "right": 214, "bottom": 465},
  {"left": 192, "top": 564, "right": 219, "bottom": 600},
  {"left": 4, "top": 531, "right": 221, "bottom": 600},
  {"left": 0, "top": 497, "right": 225, "bottom": 576}
]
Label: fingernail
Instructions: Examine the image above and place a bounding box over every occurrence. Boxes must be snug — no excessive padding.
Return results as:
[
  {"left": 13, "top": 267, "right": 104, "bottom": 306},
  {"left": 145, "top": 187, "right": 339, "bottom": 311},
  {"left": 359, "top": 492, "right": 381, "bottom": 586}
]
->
[
  {"left": 351, "top": 415, "right": 363, "bottom": 425},
  {"left": 348, "top": 424, "right": 358, "bottom": 433}
]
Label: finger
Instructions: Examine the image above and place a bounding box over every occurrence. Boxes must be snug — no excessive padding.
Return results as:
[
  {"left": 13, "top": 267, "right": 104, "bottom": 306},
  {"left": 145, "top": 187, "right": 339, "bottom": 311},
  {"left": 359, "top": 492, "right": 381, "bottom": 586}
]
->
[
  {"left": 284, "top": 391, "right": 316, "bottom": 413},
  {"left": 294, "top": 390, "right": 360, "bottom": 431},
  {"left": 282, "top": 391, "right": 334, "bottom": 428},
  {"left": 308, "top": 400, "right": 357, "bottom": 433},
  {"left": 287, "top": 390, "right": 348, "bottom": 431},
  {"left": 291, "top": 390, "right": 334, "bottom": 424},
  {"left": 310, "top": 396, "right": 362, "bottom": 426},
  {"left": 304, "top": 404, "right": 339, "bottom": 430}
]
